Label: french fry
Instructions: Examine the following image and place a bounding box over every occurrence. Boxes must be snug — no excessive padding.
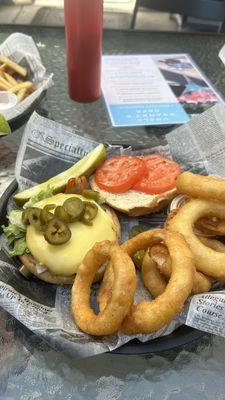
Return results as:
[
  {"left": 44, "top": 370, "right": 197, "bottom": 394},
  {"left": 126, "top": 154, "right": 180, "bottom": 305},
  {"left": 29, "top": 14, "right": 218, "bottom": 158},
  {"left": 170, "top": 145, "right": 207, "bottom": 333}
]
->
[
  {"left": 0, "top": 55, "right": 27, "bottom": 77},
  {"left": 17, "top": 88, "right": 27, "bottom": 103},
  {"left": 0, "top": 76, "right": 11, "bottom": 89},
  {"left": 4, "top": 72, "right": 17, "bottom": 86},
  {"left": 0, "top": 63, "right": 7, "bottom": 73},
  {"left": 8, "top": 81, "right": 34, "bottom": 94},
  {"left": 0, "top": 55, "right": 36, "bottom": 103},
  {"left": 0, "top": 81, "right": 10, "bottom": 91}
]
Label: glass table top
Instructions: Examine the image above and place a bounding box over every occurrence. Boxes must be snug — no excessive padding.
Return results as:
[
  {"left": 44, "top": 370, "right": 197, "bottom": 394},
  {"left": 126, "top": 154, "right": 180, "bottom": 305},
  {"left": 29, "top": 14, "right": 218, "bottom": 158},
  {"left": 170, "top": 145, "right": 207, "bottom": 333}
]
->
[{"left": 1, "top": 25, "right": 225, "bottom": 399}]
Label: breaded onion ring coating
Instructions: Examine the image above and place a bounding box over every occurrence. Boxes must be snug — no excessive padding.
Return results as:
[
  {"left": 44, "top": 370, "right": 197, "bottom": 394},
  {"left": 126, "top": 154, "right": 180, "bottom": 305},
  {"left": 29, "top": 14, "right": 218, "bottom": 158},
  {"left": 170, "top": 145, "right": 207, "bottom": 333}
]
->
[
  {"left": 71, "top": 241, "right": 137, "bottom": 336},
  {"left": 141, "top": 250, "right": 167, "bottom": 298},
  {"left": 149, "top": 244, "right": 211, "bottom": 295},
  {"left": 168, "top": 199, "right": 225, "bottom": 280},
  {"left": 97, "top": 261, "right": 114, "bottom": 313},
  {"left": 176, "top": 172, "right": 225, "bottom": 202},
  {"left": 121, "top": 229, "right": 195, "bottom": 335}
]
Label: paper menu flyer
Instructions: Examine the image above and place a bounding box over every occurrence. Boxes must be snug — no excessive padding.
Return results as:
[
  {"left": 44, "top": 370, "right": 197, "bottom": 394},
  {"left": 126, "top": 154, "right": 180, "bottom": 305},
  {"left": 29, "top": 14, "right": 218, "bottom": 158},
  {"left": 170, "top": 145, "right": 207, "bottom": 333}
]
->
[{"left": 102, "top": 54, "right": 223, "bottom": 128}]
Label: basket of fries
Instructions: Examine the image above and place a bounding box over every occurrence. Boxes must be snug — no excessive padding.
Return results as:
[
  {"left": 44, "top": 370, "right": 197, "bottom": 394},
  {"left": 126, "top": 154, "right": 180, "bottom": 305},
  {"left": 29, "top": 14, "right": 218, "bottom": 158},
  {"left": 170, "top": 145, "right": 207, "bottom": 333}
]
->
[
  {"left": 0, "top": 54, "right": 36, "bottom": 102},
  {"left": 0, "top": 32, "right": 53, "bottom": 131}
]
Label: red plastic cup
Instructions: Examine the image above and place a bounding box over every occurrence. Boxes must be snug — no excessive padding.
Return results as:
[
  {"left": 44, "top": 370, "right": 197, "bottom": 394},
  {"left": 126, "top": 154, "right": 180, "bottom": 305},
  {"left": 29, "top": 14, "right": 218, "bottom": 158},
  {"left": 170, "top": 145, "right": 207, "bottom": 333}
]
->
[{"left": 64, "top": 0, "right": 103, "bottom": 103}]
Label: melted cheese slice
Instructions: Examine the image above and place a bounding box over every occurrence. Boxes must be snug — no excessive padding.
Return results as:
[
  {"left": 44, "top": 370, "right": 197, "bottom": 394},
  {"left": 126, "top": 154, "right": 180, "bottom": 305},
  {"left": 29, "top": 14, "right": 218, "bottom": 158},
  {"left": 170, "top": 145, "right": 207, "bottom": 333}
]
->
[{"left": 26, "top": 193, "right": 117, "bottom": 276}]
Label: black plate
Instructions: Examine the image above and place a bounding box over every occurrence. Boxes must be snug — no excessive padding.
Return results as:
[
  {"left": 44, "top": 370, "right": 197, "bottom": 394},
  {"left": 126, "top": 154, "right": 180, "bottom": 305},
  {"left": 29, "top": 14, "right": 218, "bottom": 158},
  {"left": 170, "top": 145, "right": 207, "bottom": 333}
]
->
[
  {"left": 113, "top": 325, "right": 205, "bottom": 355},
  {"left": 0, "top": 180, "right": 205, "bottom": 355}
]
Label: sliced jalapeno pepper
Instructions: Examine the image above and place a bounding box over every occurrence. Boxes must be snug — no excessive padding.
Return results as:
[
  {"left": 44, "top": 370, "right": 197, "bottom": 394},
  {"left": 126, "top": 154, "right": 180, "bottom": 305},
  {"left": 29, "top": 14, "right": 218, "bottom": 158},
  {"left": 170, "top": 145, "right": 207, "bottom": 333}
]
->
[
  {"left": 40, "top": 204, "right": 55, "bottom": 226},
  {"left": 81, "top": 201, "right": 98, "bottom": 225},
  {"left": 44, "top": 217, "right": 71, "bottom": 245},
  {"left": 82, "top": 189, "right": 100, "bottom": 201},
  {"left": 29, "top": 208, "right": 42, "bottom": 230},
  {"left": 63, "top": 197, "right": 85, "bottom": 222},
  {"left": 23, "top": 207, "right": 42, "bottom": 230},
  {"left": 54, "top": 205, "right": 71, "bottom": 223},
  {"left": 22, "top": 208, "right": 31, "bottom": 226}
]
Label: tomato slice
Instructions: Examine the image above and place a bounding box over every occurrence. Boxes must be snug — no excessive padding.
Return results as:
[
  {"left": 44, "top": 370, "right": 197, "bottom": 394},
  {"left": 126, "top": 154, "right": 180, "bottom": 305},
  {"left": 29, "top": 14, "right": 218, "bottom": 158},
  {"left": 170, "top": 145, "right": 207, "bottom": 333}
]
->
[
  {"left": 95, "top": 156, "right": 147, "bottom": 193},
  {"left": 132, "top": 155, "right": 180, "bottom": 194}
]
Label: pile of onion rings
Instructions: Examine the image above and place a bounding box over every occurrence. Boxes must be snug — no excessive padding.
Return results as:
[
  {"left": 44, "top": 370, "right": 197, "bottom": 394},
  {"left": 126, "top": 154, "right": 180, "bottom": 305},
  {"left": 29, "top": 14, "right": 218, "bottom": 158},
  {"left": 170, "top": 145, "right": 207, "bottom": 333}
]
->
[
  {"left": 72, "top": 172, "right": 225, "bottom": 337},
  {"left": 168, "top": 172, "right": 225, "bottom": 281},
  {"left": 72, "top": 229, "right": 195, "bottom": 336}
]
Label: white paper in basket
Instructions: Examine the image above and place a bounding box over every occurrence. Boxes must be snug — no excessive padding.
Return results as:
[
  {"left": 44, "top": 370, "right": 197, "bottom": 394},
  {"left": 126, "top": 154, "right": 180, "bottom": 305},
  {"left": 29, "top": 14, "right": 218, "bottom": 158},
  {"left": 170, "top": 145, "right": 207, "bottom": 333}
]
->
[
  {"left": 0, "top": 32, "right": 53, "bottom": 121},
  {"left": 1, "top": 105, "right": 225, "bottom": 357}
]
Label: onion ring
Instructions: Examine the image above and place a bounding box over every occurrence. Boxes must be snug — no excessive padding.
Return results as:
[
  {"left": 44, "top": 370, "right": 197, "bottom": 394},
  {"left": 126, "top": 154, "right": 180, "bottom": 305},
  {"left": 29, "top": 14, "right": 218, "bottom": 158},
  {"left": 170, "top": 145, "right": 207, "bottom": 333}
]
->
[
  {"left": 176, "top": 172, "right": 225, "bottom": 202},
  {"left": 120, "top": 229, "right": 195, "bottom": 334},
  {"left": 198, "top": 237, "right": 225, "bottom": 283},
  {"left": 71, "top": 241, "right": 137, "bottom": 336},
  {"left": 168, "top": 196, "right": 225, "bottom": 237},
  {"left": 168, "top": 198, "right": 225, "bottom": 280},
  {"left": 149, "top": 244, "right": 211, "bottom": 294},
  {"left": 98, "top": 229, "right": 195, "bottom": 334},
  {"left": 171, "top": 184, "right": 225, "bottom": 236},
  {"left": 141, "top": 250, "right": 167, "bottom": 298}
]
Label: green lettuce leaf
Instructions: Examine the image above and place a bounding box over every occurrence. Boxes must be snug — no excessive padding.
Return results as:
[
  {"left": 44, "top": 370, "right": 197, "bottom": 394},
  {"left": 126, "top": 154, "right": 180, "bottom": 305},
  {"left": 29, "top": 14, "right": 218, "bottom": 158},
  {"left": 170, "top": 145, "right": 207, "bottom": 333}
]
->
[
  {"left": 4, "top": 186, "right": 53, "bottom": 257},
  {"left": 23, "top": 185, "right": 53, "bottom": 209},
  {"left": 9, "top": 237, "right": 29, "bottom": 257},
  {"left": 8, "top": 210, "right": 25, "bottom": 229},
  {"left": 3, "top": 223, "right": 25, "bottom": 244},
  {"left": 3, "top": 210, "right": 28, "bottom": 257}
]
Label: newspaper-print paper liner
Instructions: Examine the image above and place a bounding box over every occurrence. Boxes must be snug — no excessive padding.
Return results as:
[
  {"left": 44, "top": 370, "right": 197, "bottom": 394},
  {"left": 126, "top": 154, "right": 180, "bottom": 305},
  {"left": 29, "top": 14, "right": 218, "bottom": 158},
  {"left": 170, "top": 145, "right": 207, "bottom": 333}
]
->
[
  {"left": 0, "top": 33, "right": 53, "bottom": 121},
  {"left": 1, "top": 104, "right": 225, "bottom": 358}
]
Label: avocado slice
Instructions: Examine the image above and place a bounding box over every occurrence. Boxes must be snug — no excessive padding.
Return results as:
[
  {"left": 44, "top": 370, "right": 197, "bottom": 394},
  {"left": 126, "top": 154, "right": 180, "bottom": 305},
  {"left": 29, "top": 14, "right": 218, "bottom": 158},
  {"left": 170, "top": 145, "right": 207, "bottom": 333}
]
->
[{"left": 13, "top": 144, "right": 106, "bottom": 206}]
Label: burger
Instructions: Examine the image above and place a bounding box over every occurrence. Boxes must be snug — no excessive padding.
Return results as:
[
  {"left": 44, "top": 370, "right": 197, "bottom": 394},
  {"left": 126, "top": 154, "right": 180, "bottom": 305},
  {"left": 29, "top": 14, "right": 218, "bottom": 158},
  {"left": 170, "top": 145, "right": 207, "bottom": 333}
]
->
[{"left": 4, "top": 192, "right": 120, "bottom": 284}]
